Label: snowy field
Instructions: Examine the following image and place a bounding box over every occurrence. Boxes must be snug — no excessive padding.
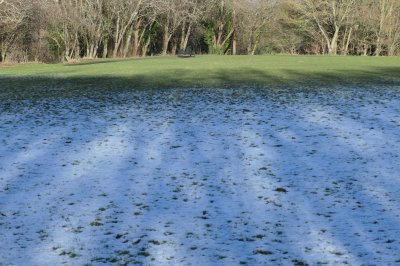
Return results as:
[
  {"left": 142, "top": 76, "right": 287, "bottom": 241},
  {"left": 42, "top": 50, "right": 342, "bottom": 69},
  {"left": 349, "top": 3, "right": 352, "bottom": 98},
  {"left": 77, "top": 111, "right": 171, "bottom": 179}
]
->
[{"left": 1, "top": 87, "right": 400, "bottom": 265}]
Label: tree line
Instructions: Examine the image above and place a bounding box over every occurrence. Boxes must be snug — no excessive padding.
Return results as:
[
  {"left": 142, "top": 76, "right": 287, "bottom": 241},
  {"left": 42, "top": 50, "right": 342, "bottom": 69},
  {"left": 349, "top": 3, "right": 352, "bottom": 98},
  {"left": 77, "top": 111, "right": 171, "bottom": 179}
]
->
[{"left": 1, "top": 0, "right": 400, "bottom": 63}]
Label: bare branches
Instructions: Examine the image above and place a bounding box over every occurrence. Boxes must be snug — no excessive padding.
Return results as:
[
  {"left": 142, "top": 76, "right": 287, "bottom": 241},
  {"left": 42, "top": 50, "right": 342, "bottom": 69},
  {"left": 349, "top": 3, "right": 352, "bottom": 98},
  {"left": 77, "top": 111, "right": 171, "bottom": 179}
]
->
[
  {"left": 300, "top": 0, "right": 356, "bottom": 55},
  {"left": 2, "top": 0, "right": 400, "bottom": 63}
]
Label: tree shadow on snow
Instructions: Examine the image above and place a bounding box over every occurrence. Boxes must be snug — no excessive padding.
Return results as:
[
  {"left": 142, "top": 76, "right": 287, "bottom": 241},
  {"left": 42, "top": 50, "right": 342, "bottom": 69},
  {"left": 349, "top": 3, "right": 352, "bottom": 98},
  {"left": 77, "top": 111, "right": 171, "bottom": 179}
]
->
[{"left": 0, "top": 74, "right": 400, "bottom": 265}]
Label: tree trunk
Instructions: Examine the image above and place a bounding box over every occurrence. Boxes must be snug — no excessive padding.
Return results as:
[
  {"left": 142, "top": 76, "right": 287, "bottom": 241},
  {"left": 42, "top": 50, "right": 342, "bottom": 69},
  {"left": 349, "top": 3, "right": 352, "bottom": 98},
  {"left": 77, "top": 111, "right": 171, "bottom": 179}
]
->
[
  {"left": 375, "top": 36, "right": 382, "bottom": 56},
  {"left": 329, "top": 26, "right": 340, "bottom": 55},
  {"left": 85, "top": 40, "right": 90, "bottom": 58},
  {"left": 74, "top": 37, "right": 80, "bottom": 59},
  {"left": 251, "top": 43, "right": 258, "bottom": 55},
  {"left": 180, "top": 23, "right": 186, "bottom": 50},
  {"left": 113, "top": 40, "right": 121, "bottom": 57},
  {"left": 65, "top": 51, "right": 73, "bottom": 62},
  {"left": 1, "top": 42, "right": 6, "bottom": 62},
  {"left": 142, "top": 35, "right": 151, "bottom": 56},
  {"left": 180, "top": 24, "right": 192, "bottom": 51},
  {"left": 232, "top": 31, "right": 237, "bottom": 55},
  {"left": 171, "top": 40, "right": 177, "bottom": 55},
  {"left": 388, "top": 45, "right": 395, "bottom": 56},
  {"left": 388, "top": 34, "right": 398, "bottom": 56},
  {"left": 342, "top": 27, "right": 353, "bottom": 55},
  {"left": 132, "top": 29, "right": 140, "bottom": 57},
  {"left": 102, "top": 39, "right": 108, "bottom": 58},
  {"left": 123, "top": 29, "right": 132, "bottom": 58},
  {"left": 162, "top": 25, "right": 171, "bottom": 55},
  {"left": 363, "top": 44, "right": 369, "bottom": 56},
  {"left": 1, "top": 50, "right": 6, "bottom": 62},
  {"left": 93, "top": 43, "right": 99, "bottom": 58},
  {"left": 113, "top": 17, "right": 121, "bottom": 58}
]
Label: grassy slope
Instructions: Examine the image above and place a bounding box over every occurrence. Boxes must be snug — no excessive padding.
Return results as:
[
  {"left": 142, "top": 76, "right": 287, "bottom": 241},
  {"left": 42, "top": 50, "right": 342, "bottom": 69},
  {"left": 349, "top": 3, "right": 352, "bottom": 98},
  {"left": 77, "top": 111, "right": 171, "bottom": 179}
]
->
[{"left": 1, "top": 55, "right": 400, "bottom": 93}]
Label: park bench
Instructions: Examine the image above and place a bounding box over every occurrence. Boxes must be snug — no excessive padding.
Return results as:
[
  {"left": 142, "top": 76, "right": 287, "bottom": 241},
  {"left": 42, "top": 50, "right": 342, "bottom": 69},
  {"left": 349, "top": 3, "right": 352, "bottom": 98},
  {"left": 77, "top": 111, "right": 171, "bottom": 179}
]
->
[{"left": 177, "top": 48, "right": 195, "bottom": 58}]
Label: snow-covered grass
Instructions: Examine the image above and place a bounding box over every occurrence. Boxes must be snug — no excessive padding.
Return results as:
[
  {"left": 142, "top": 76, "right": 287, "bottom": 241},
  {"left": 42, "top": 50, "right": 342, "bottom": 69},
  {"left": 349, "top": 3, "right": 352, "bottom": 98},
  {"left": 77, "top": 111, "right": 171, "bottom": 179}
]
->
[{"left": 1, "top": 87, "right": 400, "bottom": 265}]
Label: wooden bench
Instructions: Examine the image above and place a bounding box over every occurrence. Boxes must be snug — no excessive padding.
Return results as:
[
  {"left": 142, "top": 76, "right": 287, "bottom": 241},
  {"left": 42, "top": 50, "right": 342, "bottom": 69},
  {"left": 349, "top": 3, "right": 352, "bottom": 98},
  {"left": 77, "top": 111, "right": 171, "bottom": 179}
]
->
[{"left": 177, "top": 48, "right": 195, "bottom": 58}]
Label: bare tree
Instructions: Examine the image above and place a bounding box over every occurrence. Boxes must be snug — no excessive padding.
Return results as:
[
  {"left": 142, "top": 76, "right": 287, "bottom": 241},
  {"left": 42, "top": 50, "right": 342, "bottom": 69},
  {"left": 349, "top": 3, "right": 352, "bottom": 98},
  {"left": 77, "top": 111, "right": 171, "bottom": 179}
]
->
[
  {"left": 386, "top": 3, "right": 400, "bottom": 55},
  {"left": 2, "top": 0, "right": 400, "bottom": 63},
  {"left": 203, "top": 0, "right": 236, "bottom": 54},
  {"left": 235, "top": 0, "right": 275, "bottom": 55},
  {"left": 150, "top": 0, "right": 187, "bottom": 55},
  {"left": 78, "top": 0, "right": 109, "bottom": 59},
  {"left": 106, "top": 0, "right": 143, "bottom": 58},
  {"left": 179, "top": 0, "right": 204, "bottom": 51},
  {"left": 46, "top": 0, "right": 82, "bottom": 62},
  {"left": 0, "top": 0, "right": 31, "bottom": 61},
  {"left": 370, "top": 0, "right": 400, "bottom": 56},
  {"left": 301, "top": 0, "right": 356, "bottom": 55}
]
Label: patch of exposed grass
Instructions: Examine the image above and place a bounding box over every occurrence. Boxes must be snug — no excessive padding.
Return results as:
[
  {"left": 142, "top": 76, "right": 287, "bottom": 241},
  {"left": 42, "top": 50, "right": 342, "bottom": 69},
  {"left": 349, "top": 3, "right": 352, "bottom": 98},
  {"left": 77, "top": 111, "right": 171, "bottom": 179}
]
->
[
  {"left": 253, "top": 250, "right": 273, "bottom": 255},
  {"left": 1, "top": 55, "right": 399, "bottom": 99}
]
